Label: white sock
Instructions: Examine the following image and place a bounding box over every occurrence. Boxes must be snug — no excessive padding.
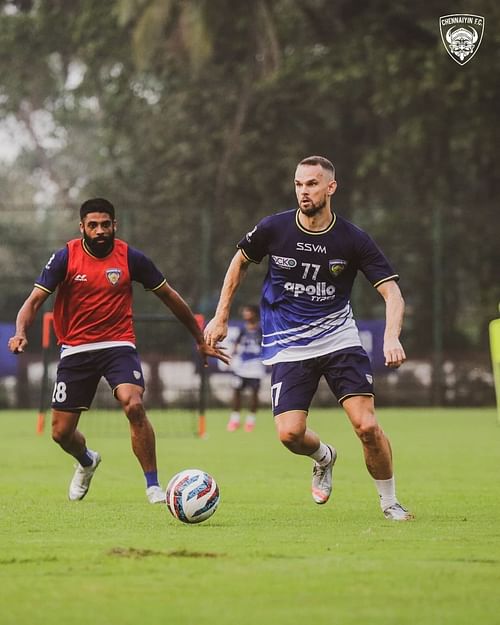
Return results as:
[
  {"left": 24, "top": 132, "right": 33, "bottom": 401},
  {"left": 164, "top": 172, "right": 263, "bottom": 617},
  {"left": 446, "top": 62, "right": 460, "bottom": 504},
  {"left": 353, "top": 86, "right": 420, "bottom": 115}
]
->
[
  {"left": 229, "top": 411, "right": 240, "bottom": 423},
  {"left": 310, "top": 442, "right": 332, "bottom": 466},
  {"left": 245, "top": 414, "right": 256, "bottom": 424},
  {"left": 374, "top": 476, "right": 397, "bottom": 510}
]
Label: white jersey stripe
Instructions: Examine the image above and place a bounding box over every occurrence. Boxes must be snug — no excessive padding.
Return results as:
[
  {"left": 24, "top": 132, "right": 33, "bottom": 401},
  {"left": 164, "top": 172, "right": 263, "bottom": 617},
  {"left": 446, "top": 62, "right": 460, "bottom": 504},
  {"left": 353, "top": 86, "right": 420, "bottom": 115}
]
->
[
  {"left": 60, "top": 340, "right": 136, "bottom": 358},
  {"left": 262, "top": 310, "right": 352, "bottom": 348},
  {"left": 261, "top": 303, "right": 352, "bottom": 339}
]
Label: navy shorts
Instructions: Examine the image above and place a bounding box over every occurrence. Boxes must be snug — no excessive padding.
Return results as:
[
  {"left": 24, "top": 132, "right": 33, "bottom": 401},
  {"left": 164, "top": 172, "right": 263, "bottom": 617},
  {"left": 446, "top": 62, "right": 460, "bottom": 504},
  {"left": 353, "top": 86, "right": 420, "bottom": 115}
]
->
[
  {"left": 270, "top": 347, "right": 374, "bottom": 416},
  {"left": 231, "top": 376, "right": 261, "bottom": 392},
  {"left": 51, "top": 346, "right": 145, "bottom": 412}
]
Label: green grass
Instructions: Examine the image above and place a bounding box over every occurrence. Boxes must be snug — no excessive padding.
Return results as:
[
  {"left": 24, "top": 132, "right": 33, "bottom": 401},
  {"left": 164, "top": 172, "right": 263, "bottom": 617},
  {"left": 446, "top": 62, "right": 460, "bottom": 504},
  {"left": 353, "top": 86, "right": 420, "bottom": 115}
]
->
[{"left": 1, "top": 407, "right": 500, "bottom": 625}]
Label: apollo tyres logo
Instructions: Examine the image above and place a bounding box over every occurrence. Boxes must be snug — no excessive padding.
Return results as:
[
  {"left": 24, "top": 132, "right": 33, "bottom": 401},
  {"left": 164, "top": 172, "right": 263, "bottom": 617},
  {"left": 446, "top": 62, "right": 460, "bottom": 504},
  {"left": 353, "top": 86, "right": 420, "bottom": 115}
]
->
[
  {"left": 439, "top": 15, "right": 485, "bottom": 65},
  {"left": 284, "top": 281, "right": 336, "bottom": 302}
]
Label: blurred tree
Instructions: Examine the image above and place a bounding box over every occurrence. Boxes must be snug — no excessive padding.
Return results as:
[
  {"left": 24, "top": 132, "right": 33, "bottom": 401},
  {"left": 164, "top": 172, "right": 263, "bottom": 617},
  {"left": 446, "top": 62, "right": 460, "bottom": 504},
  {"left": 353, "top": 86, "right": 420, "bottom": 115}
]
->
[{"left": 0, "top": 0, "right": 499, "bottom": 365}]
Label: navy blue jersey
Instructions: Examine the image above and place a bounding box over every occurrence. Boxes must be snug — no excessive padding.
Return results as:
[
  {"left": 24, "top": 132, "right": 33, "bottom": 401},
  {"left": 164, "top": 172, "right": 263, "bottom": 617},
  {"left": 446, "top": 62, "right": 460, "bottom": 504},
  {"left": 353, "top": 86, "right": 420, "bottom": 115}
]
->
[
  {"left": 237, "top": 209, "right": 398, "bottom": 364},
  {"left": 232, "top": 325, "right": 265, "bottom": 379}
]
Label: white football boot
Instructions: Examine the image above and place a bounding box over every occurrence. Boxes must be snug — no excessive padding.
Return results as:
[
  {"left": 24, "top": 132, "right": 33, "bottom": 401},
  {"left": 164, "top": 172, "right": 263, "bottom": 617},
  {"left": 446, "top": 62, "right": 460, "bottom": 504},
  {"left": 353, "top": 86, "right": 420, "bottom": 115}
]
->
[
  {"left": 311, "top": 445, "right": 337, "bottom": 504},
  {"left": 68, "top": 450, "right": 101, "bottom": 501},
  {"left": 146, "top": 485, "right": 166, "bottom": 504},
  {"left": 383, "top": 502, "right": 414, "bottom": 521}
]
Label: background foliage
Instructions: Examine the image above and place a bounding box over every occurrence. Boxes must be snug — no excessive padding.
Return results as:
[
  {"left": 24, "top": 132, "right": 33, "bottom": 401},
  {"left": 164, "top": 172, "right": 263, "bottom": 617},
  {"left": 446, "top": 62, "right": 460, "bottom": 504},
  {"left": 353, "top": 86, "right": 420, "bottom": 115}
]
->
[{"left": 1, "top": 0, "right": 499, "bottom": 361}]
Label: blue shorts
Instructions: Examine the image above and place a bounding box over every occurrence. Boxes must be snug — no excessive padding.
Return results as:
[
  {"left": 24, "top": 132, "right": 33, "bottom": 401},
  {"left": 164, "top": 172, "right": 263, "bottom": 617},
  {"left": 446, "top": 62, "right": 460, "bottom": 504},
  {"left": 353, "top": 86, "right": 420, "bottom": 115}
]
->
[
  {"left": 270, "top": 347, "right": 374, "bottom": 416},
  {"left": 231, "top": 376, "right": 261, "bottom": 392},
  {"left": 51, "top": 346, "right": 145, "bottom": 412}
]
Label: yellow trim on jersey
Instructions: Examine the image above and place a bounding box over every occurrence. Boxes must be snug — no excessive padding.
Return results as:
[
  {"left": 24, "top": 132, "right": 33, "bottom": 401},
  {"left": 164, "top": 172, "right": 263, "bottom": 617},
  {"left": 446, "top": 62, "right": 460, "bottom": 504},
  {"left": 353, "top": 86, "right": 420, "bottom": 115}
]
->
[
  {"left": 34, "top": 283, "right": 53, "bottom": 294},
  {"left": 295, "top": 209, "right": 336, "bottom": 235},
  {"left": 238, "top": 246, "right": 261, "bottom": 264},
  {"left": 373, "top": 275, "right": 399, "bottom": 288},
  {"left": 148, "top": 279, "right": 167, "bottom": 292},
  {"left": 82, "top": 238, "right": 98, "bottom": 258}
]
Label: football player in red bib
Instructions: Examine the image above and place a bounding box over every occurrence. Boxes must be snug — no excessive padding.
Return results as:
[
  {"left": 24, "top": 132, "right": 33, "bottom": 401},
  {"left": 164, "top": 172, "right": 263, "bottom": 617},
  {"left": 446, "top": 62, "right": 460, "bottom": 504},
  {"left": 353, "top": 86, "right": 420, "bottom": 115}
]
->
[{"left": 9, "top": 198, "right": 228, "bottom": 503}]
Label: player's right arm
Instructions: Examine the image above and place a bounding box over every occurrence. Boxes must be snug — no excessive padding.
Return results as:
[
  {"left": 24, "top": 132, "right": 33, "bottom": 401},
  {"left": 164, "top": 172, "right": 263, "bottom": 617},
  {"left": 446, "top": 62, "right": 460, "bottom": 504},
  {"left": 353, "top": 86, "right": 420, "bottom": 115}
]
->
[
  {"left": 8, "top": 287, "right": 51, "bottom": 354},
  {"left": 8, "top": 247, "right": 67, "bottom": 354},
  {"left": 204, "top": 250, "right": 252, "bottom": 346}
]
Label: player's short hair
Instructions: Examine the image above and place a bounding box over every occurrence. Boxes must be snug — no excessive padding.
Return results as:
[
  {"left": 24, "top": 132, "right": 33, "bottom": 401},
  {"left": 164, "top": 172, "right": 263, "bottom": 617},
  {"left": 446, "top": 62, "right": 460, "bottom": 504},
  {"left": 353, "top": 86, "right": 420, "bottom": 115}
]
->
[
  {"left": 80, "top": 198, "right": 115, "bottom": 221},
  {"left": 298, "top": 156, "right": 335, "bottom": 179}
]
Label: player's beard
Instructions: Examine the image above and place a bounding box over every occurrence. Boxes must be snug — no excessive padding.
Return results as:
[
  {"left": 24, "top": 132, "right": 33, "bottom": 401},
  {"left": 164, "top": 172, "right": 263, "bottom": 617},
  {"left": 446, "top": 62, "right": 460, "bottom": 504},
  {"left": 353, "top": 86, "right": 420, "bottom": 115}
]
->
[
  {"left": 299, "top": 196, "right": 327, "bottom": 217},
  {"left": 83, "top": 231, "right": 115, "bottom": 258}
]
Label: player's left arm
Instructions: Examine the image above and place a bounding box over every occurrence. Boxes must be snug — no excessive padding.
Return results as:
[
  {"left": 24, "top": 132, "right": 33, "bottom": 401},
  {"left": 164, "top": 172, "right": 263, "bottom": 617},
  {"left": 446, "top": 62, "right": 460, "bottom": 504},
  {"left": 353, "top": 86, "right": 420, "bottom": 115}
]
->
[
  {"left": 376, "top": 279, "right": 406, "bottom": 369},
  {"left": 129, "top": 246, "right": 229, "bottom": 364},
  {"left": 152, "top": 282, "right": 229, "bottom": 366}
]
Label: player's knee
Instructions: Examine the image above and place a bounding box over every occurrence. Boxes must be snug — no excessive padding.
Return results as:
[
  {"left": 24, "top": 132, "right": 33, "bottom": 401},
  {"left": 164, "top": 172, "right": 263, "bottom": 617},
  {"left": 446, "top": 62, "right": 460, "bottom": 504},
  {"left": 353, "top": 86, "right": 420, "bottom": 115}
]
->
[
  {"left": 277, "top": 424, "right": 305, "bottom": 447},
  {"left": 123, "top": 397, "right": 146, "bottom": 422},
  {"left": 355, "top": 418, "right": 381, "bottom": 445},
  {"left": 52, "top": 425, "right": 71, "bottom": 446}
]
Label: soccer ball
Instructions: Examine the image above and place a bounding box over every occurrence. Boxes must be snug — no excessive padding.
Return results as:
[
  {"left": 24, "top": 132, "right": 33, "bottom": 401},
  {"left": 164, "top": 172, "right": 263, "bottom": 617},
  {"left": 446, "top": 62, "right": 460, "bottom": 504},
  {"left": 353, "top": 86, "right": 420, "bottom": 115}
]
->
[{"left": 165, "top": 469, "right": 220, "bottom": 524}]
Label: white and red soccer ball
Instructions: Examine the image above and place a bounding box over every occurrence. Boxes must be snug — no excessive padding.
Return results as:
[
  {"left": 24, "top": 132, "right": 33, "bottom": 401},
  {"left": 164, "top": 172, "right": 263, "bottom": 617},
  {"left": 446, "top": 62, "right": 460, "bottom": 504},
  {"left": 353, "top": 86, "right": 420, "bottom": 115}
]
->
[{"left": 165, "top": 469, "right": 220, "bottom": 524}]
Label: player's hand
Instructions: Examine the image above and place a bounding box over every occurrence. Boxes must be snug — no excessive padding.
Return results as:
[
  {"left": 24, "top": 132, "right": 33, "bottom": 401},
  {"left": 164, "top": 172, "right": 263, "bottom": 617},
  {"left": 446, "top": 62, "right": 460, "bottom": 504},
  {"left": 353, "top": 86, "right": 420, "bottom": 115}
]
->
[
  {"left": 204, "top": 318, "right": 228, "bottom": 347},
  {"left": 197, "top": 342, "right": 230, "bottom": 367},
  {"left": 8, "top": 335, "right": 28, "bottom": 354},
  {"left": 383, "top": 337, "right": 406, "bottom": 368}
]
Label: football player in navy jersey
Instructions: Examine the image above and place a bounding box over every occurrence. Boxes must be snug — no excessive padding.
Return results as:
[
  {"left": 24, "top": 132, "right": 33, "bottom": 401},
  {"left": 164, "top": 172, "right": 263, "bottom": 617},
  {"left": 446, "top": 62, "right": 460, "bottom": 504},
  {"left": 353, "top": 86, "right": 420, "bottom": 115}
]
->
[
  {"left": 205, "top": 156, "right": 413, "bottom": 521},
  {"left": 226, "top": 305, "right": 265, "bottom": 433},
  {"left": 8, "top": 198, "right": 228, "bottom": 504}
]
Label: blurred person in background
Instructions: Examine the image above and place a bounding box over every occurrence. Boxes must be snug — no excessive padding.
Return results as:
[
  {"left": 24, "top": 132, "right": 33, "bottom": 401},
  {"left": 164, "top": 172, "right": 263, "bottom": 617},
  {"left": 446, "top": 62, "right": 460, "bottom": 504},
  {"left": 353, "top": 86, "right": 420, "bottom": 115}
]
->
[{"left": 226, "top": 304, "right": 265, "bottom": 433}]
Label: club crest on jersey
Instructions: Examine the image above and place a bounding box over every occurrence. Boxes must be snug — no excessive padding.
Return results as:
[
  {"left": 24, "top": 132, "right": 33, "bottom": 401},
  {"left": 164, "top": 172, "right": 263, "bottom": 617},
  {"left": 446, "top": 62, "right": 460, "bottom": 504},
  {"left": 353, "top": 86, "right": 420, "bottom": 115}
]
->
[
  {"left": 329, "top": 259, "right": 347, "bottom": 277},
  {"left": 106, "top": 268, "right": 121, "bottom": 286}
]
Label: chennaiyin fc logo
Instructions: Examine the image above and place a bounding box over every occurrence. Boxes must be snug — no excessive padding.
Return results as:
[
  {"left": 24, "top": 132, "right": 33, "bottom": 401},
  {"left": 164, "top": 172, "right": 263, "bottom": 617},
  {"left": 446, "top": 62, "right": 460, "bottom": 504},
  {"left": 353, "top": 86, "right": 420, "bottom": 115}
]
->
[
  {"left": 106, "top": 268, "right": 122, "bottom": 286},
  {"left": 329, "top": 259, "right": 347, "bottom": 278},
  {"left": 439, "top": 15, "right": 485, "bottom": 65}
]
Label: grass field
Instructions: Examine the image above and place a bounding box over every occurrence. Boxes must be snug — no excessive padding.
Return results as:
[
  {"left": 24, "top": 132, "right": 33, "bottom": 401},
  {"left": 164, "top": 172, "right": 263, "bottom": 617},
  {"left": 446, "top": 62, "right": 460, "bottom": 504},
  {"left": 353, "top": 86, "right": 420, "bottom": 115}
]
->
[{"left": 1, "top": 407, "right": 499, "bottom": 625}]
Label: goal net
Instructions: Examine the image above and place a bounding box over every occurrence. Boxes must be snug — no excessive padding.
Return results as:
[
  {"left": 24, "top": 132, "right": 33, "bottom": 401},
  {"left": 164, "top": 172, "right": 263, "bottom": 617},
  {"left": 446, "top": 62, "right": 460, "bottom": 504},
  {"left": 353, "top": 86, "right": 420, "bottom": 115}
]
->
[{"left": 37, "top": 312, "right": 207, "bottom": 438}]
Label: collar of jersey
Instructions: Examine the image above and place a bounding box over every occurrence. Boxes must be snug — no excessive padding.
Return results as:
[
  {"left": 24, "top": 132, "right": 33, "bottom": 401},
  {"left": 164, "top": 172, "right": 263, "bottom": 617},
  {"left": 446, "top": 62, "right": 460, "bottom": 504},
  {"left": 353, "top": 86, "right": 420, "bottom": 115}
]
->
[
  {"left": 81, "top": 238, "right": 114, "bottom": 259},
  {"left": 295, "top": 209, "right": 336, "bottom": 235}
]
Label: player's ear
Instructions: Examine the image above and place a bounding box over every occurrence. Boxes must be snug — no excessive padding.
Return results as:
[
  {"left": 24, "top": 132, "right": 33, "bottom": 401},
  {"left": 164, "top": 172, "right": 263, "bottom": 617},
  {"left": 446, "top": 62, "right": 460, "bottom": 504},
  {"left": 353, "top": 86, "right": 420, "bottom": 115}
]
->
[
  {"left": 79, "top": 221, "right": 84, "bottom": 234},
  {"left": 328, "top": 180, "right": 337, "bottom": 196}
]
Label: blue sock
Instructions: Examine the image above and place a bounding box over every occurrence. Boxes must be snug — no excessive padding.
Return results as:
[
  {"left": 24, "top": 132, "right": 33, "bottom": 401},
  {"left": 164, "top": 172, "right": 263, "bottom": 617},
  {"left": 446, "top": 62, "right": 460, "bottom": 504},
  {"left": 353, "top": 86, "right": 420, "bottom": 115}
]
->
[
  {"left": 76, "top": 449, "right": 93, "bottom": 467},
  {"left": 145, "top": 470, "right": 159, "bottom": 488}
]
